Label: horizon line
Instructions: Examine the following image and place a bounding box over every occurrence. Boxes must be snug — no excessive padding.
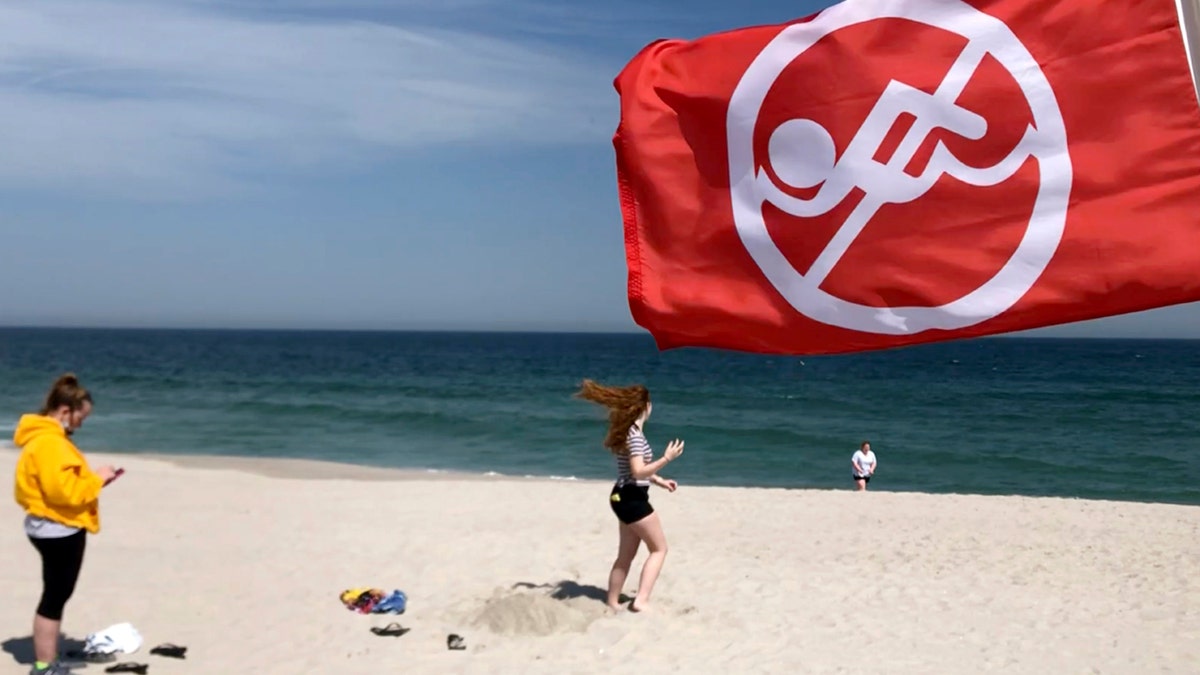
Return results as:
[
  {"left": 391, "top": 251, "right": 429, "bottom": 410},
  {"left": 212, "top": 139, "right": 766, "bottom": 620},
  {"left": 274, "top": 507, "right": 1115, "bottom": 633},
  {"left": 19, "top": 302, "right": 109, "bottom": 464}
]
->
[
  {"left": 0, "top": 324, "right": 646, "bottom": 336},
  {"left": 0, "top": 324, "right": 1197, "bottom": 342}
]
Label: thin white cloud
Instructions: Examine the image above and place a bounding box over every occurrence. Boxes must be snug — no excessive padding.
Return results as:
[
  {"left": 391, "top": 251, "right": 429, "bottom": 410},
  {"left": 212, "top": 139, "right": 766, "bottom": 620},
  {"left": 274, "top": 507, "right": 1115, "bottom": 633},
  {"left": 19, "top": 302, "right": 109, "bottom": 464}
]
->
[{"left": 0, "top": 1, "right": 615, "bottom": 198}]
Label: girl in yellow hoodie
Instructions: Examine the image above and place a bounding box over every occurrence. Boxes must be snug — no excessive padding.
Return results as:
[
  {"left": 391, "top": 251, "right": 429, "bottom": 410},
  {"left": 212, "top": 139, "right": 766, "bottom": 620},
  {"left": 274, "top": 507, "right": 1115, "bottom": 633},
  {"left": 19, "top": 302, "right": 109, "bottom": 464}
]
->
[{"left": 13, "top": 373, "right": 118, "bottom": 675}]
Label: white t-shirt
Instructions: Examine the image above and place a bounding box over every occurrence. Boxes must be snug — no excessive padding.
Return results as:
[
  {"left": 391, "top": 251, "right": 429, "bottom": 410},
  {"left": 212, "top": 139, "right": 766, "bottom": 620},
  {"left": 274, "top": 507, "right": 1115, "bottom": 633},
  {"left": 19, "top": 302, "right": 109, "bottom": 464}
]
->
[
  {"left": 852, "top": 449, "right": 877, "bottom": 478},
  {"left": 24, "top": 515, "right": 81, "bottom": 539}
]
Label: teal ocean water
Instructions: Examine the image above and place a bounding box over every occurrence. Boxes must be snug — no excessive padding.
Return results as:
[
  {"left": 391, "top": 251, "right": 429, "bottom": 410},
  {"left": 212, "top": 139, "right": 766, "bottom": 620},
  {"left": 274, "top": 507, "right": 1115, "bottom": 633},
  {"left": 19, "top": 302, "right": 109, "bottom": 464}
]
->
[{"left": 1, "top": 328, "right": 1196, "bottom": 505}]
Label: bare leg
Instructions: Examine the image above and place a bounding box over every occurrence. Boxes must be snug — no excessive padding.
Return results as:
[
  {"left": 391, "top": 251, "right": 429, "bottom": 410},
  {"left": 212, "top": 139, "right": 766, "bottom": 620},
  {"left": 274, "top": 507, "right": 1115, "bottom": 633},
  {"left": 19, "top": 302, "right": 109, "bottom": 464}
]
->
[
  {"left": 607, "top": 523, "right": 641, "bottom": 611},
  {"left": 855, "top": 478, "right": 867, "bottom": 492},
  {"left": 628, "top": 513, "right": 668, "bottom": 612},
  {"left": 32, "top": 615, "right": 60, "bottom": 665}
]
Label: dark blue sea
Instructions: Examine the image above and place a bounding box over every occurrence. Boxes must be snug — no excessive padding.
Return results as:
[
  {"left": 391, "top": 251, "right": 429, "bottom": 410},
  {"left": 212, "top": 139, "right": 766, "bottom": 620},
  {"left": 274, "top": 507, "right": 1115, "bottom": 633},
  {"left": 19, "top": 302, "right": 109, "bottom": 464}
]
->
[{"left": 1, "top": 328, "right": 1196, "bottom": 505}]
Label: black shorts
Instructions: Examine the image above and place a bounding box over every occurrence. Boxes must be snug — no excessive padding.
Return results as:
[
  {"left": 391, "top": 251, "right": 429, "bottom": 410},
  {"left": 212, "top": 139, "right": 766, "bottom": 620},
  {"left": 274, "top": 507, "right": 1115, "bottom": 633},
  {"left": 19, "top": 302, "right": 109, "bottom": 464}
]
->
[
  {"left": 610, "top": 483, "right": 654, "bottom": 524},
  {"left": 854, "top": 474, "right": 871, "bottom": 483}
]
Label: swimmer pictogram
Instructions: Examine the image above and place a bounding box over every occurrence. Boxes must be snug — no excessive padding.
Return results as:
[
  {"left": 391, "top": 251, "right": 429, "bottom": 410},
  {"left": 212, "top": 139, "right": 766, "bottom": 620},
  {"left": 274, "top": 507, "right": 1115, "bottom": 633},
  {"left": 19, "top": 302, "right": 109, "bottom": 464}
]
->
[{"left": 727, "top": 0, "right": 1072, "bottom": 335}]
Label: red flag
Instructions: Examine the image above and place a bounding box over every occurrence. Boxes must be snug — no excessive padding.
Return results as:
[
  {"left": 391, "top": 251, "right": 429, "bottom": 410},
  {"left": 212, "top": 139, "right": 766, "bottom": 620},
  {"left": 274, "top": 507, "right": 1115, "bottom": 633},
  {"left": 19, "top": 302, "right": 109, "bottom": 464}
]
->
[{"left": 614, "top": 0, "right": 1200, "bottom": 355}]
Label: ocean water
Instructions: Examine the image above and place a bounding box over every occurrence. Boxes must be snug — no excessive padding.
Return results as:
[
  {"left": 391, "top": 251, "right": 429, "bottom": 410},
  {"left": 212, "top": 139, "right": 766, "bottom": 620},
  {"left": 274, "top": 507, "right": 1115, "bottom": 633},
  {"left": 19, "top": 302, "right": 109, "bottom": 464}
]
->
[{"left": 0, "top": 328, "right": 1196, "bottom": 505}]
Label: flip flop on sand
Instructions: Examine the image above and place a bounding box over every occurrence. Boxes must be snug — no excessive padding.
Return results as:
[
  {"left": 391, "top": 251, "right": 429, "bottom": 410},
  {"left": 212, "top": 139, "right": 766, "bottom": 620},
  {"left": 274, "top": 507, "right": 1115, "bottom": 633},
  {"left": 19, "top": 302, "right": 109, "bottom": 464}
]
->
[
  {"left": 370, "top": 623, "right": 410, "bottom": 637},
  {"left": 104, "top": 664, "right": 149, "bottom": 674},
  {"left": 446, "top": 634, "right": 466, "bottom": 651},
  {"left": 149, "top": 643, "right": 187, "bottom": 659}
]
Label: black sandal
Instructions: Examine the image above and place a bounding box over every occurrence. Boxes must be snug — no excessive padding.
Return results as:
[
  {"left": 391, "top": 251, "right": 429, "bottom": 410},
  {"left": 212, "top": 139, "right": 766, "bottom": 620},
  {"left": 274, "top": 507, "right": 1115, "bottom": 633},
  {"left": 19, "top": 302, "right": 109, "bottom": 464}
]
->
[
  {"left": 150, "top": 643, "right": 187, "bottom": 659},
  {"left": 105, "top": 664, "right": 149, "bottom": 674},
  {"left": 370, "top": 623, "right": 410, "bottom": 637},
  {"left": 64, "top": 649, "right": 117, "bottom": 663},
  {"left": 446, "top": 633, "right": 466, "bottom": 650}
]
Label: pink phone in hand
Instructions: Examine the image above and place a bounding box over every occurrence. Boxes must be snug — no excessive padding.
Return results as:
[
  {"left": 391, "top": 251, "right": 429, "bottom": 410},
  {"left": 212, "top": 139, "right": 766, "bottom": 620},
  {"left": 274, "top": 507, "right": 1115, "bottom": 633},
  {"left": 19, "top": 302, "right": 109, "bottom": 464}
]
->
[{"left": 104, "top": 468, "right": 125, "bottom": 487}]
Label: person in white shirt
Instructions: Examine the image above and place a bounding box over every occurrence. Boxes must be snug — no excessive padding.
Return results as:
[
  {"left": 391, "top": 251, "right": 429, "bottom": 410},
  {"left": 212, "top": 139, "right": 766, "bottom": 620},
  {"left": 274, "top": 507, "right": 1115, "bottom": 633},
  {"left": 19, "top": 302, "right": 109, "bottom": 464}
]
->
[{"left": 851, "top": 441, "right": 877, "bottom": 491}]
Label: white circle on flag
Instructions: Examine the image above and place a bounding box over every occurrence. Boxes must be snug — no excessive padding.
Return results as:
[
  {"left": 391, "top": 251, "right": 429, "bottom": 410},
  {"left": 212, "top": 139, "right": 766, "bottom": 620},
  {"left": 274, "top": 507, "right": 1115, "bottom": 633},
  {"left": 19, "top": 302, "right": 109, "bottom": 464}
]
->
[
  {"left": 768, "top": 119, "right": 837, "bottom": 189},
  {"left": 726, "top": 0, "right": 1072, "bottom": 335}
]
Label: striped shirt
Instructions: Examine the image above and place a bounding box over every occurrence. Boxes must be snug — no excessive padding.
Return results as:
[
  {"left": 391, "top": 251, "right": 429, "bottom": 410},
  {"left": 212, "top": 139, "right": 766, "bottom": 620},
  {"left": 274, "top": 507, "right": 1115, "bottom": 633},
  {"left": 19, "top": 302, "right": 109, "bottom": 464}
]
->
[{"left": 616, "top": 425, "right": 653, "bottom": 487}]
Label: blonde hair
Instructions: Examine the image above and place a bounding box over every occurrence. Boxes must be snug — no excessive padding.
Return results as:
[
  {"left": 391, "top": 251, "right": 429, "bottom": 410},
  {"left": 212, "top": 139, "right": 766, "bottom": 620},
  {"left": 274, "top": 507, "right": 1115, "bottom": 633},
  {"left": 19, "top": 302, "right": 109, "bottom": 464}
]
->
[{"left": 574, "top": 379, "right": 650, "bottom": 456}]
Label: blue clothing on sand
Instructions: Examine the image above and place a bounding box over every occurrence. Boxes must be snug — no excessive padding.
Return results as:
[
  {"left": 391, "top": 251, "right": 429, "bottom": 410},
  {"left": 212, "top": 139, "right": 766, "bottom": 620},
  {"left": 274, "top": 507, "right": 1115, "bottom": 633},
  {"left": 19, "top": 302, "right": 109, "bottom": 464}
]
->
[{"left": 374, "top": 590, "right": 406, "bottom": 614}]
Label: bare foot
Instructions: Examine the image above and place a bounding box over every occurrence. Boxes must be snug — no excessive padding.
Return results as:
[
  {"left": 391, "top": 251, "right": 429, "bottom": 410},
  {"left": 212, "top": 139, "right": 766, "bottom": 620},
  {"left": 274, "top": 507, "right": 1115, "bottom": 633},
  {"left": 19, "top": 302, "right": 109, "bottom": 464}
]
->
[
  {"left": 628, "top": 601, "right": 648, "bottom": 613},
  {"left": 606, "top": 602, "right": 623, "bottom": 613}
]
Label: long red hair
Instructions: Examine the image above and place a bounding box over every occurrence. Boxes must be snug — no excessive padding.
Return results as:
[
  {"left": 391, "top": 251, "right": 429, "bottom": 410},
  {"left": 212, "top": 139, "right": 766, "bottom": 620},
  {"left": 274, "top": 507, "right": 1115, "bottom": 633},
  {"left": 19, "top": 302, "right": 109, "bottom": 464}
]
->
[{"left": 574, "top": 379, "right": 650, "bottom": 456}]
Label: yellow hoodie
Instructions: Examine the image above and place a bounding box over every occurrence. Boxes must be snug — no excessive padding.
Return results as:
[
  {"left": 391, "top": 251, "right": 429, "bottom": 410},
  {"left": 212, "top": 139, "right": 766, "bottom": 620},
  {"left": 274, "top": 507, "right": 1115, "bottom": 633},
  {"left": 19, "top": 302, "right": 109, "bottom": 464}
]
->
[{"left": 13, "top": 414, "right": 103, "bottom": 533}]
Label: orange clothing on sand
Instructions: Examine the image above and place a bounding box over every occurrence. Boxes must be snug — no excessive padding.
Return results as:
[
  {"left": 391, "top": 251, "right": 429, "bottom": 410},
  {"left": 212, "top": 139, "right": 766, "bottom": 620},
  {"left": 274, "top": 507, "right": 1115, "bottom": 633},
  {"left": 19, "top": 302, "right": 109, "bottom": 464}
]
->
[{"left": 13, "top": 414, "right": 103, "bottom": 533}]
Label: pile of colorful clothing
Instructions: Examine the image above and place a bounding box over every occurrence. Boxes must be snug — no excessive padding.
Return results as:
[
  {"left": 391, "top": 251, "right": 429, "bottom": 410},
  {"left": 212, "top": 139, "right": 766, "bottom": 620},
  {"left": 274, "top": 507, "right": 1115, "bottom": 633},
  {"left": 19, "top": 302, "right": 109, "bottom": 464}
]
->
[{"left": 340, "top": 588, "right": 407, "bottom": 614}]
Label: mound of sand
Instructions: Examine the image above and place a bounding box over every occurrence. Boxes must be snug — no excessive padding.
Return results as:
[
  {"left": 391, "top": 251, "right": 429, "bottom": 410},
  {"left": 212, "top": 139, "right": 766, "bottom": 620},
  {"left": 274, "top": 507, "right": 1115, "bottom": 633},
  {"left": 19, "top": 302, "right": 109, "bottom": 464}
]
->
[{"left": 473, "top": 582, "right": 609, "bottom": 636}]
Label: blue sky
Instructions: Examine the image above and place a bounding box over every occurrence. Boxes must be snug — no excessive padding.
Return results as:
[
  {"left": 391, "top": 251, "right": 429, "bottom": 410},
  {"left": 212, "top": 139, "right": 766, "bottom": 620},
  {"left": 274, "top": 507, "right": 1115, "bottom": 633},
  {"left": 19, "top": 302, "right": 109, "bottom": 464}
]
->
[{"left": 0, "top": 0, "right": 1198, "bottom": 337}]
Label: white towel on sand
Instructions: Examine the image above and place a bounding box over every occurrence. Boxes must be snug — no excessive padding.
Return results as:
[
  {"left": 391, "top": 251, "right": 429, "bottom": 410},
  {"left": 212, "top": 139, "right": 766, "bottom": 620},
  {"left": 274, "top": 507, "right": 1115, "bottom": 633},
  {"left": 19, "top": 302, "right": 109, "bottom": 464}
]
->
[{"left": 84, "top": 622, "right": 143, "bottom": 655}]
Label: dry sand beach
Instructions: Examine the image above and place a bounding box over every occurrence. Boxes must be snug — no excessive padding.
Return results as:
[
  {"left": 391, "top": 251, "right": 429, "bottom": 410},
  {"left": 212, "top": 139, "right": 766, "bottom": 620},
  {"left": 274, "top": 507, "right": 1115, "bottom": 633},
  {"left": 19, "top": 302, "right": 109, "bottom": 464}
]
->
[{"left": 2, "top": 448, "right": 1197, "bottom": 674}]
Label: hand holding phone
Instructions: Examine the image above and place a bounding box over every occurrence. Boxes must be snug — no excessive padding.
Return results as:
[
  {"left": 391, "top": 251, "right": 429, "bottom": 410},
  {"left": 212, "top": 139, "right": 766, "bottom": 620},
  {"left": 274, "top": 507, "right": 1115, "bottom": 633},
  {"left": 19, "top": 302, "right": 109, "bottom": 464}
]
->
[{"left": 102, "top": 467, "right": 125, "bottom": 487}]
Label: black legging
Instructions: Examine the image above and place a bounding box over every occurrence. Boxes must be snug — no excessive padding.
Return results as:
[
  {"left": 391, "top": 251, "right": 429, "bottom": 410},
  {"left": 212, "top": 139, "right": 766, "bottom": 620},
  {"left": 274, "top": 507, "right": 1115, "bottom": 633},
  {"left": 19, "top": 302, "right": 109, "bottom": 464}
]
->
[{"left": 29, "top": 530, "right": 87, "bottom": 621}]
